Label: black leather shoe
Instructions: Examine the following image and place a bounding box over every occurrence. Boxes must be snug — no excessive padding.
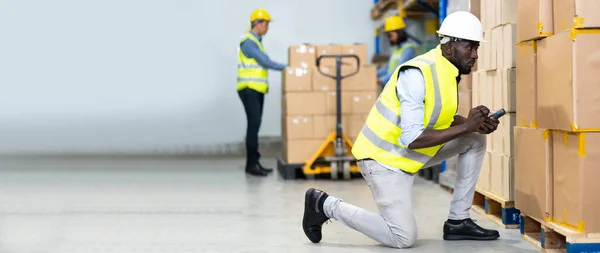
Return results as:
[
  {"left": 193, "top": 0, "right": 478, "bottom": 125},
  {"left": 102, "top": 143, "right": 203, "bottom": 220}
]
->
[
  {"left": 245, "top": 164, "right": 268, "bottom": 176},
  {"left": 258, "top": 163, "right": 273, "bottom": 173},
  {"left": 443, "top": 219, "right": 500, "bottom": 241},
  {"left": 302, "top": 188, "right": 330, "bottom": 243}
]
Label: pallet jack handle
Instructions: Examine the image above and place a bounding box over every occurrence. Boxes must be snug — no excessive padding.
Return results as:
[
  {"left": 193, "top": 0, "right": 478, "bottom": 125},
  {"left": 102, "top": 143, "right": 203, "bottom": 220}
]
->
[{"left": 316, "top": 54, "right": 360, "bottom": 152}]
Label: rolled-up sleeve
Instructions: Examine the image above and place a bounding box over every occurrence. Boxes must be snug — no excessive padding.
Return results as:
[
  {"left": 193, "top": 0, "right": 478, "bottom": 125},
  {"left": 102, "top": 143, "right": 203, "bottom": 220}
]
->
[{"left": 396, "top": 67, "right": 426, "bottom": 148}]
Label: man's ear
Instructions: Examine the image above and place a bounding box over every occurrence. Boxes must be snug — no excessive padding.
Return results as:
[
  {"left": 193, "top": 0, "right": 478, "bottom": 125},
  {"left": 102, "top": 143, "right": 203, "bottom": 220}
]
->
[{"left": 442, "top": 42, "right": 453, "bottom": 56}]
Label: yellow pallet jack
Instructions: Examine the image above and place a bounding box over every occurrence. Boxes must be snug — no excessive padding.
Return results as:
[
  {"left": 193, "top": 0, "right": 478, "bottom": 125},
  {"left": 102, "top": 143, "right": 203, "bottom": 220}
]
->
[{"left": 277, "top": 54, "right": 363, "bottom": 180}]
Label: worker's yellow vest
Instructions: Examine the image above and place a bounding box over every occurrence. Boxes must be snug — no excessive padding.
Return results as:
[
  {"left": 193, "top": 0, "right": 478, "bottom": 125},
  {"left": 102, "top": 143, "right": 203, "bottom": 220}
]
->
[
  {"left": 237, "top": 32, "right": 269, "bottom": 93},
  {"left": 387, "top": 42, "right": 418, "bottom": 73},
  {"left": 351, "top": 45, "right": 459, "bottom": 174}
]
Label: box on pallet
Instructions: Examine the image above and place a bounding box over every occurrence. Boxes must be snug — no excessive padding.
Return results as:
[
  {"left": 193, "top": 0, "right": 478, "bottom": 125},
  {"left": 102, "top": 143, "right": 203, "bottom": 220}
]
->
[
  {"left": 288, "top": 44, "right": 316, "bottom": 69},
  {"left": 517, "top": 0, "right": 553, "bottom": 42},
  {"left": 536, "top": 30, "right": 600, "bottom": 131},
  {"left": 514, "top": 127, "right": 553, "bottom": 222},
  {"left": 491, "top": 113, "right": 516, "bottom": 156},
  {"left": 313, "top": 65, "right": 377, "bottom": 92},
  {"left": 489, "top": 152, "right": 514, "bottom": 201},
  {"left": 281, "top": 44, "right": 377, "bottom": 164},
  {"left": 482, "top": 0, "right": 517, "bottom": 30},
  {"left": 515, "top": 41, "right": 537, "bottom": 128},
  {"left": 477, "top": 151, "right": 492, "bottom": 191},
  {"left": 553, "top": 0, "right": 600, "bottom": 33},
  {"left": 552, "top": 131, "right": 600, "bottom": 233}
]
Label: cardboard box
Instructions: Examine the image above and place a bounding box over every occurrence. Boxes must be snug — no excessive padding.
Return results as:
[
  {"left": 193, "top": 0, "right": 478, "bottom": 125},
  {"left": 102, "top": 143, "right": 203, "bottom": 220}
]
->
[
  {"left": 552, "top": 131, "right": 600, "bottom": 233},
  {"left": 492, "top": 112, "right": 516, "bottom": 156},
  {"left": 312, "top": 65, "right": 337, "bottom": 92},
  {"left": 515, "top": 41, "right": 538, "bottom": 127},
  {"left": 494, "top": 68, "right": 516, "bottom": 112},
  {"left": 537, "top": 30, "right": 600, "bottom": 131},
  {"left": 282, "top": 115, "right": 314, "bottom": 140},
  {"left": 342, "top": 44, "right": 368, "bottom": 70},
  {"left": 345, "top": 114, "right": 368, "bottom": 141},
  {"left": 491, "top": 27, "right": 503, "bottom": 70},
  {"left": 289, "top": 44, "right": 316, "bottom": 69},
  {"left": 480, "top": 70, "right": 495, "bottom": 108},
  {"left": 501, "top": 24, "right": 518, "bottom": 69},
  {"left": 458, "top": 89, "right": 472, "bottom": 116},
  {"left": 312, "top": 65, "right": 377, "bottom": 92},
  {"left": 490, "top": 153, "right": 514, "bottom": 201},
  {"left": 316, "top": 44, "right": 342, "bottom": 66},
  {"left": 312, "top": 114, "right": 367, "bottom": 141},
  {"left": 496, "top": 0, "right": 518, "bottom": 26},
  {"left": 553, "top": 0, "right": 600, "bottom": 32},
  {"left": 514, "top": 127, "right": 553, "bottom": 222},
  {"left": 493, "top": 69, "right": 502, "bottom": 111},
  {"left": 483, "top": 31, "right": 492, "bottom": 70},
  {"left": 477, "top": 151, "right": 492, "bottom": 191},
  {"left": 470, "top": 0, "right": 481, "bottom": 20},
  {"left": 344, "top": 65, "right": 378, "bottom": 92},
  {"left": 472, "top": 71, "right": 481, "bottom": 107},
  {"left": 283, "top": 67, "right": 312, "bottom": 92},
  {"left": 282, "top": 139, "right": 323, "bottom": 164},
  {"left": 461, "top": 73, "right": 473, "bottom": 91},
  {"left": 282, "top": 92, "right": 326, "bottom": 115},
  {"left": 324, "top": 91, "right": 377, "bottom": 115},
  {"left": 517, "top": 0, "right": 554, "bottom": 42},
  {"left": 482, "top": 0, "right": 495, "bottom": 31}
]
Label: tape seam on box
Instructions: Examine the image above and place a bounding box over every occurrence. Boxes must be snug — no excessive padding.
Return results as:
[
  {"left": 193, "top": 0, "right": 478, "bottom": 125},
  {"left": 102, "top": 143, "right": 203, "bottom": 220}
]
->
[
  {"left": 574, "top": 17, "right": 584, "bottom": 29},
  {"left": 549, "top": 211, "right": 586, "bottom": 233},
  {"left": 569, "top": 28, "right": 600, "bottom": 40}
]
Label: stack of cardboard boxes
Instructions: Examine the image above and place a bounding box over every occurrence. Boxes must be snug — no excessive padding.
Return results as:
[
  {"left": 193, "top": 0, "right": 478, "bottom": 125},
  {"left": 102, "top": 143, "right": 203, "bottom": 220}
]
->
[
  {"left": 440, "top": 0, "right": 481, "bottom": 187},
  {"left": 471, "top": 0, "right": 518, "bottom": 201},
  {"left": 281, "top": 44, "right": 379, "bottom": 164},
  {"left": 514, "top": 0, "right": 600, "bottom": 234}
]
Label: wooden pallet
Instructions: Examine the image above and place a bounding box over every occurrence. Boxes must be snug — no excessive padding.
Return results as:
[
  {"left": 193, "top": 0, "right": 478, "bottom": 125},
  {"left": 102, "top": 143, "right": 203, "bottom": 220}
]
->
[
  {"left": 471, "top": 189, "right": 520, "bottom": 229},
  {"left": 520, "top": 214, "right": 600, "bottom": 253}
]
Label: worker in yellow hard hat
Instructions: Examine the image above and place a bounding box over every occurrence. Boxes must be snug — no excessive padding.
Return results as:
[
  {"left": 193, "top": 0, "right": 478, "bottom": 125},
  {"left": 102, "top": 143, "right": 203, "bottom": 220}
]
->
[
  {"left": 237, "top": 8, "right": 287, "bottom": 177},
  {"left": 376, "top": 16, "right": 419, "bottom": 87}
]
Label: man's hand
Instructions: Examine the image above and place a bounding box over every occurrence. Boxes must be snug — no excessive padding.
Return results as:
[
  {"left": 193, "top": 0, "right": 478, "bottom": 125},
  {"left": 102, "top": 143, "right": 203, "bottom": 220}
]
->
[
  {"left": 465, "top": 105, "right": 489, "bottom": 133},
  {"left": 478, "top": 118, "right": 499, "bottom": 134}
]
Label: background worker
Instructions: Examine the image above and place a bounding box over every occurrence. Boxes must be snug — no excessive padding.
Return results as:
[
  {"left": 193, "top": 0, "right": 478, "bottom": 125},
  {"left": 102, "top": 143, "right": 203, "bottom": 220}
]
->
[
  {"left": 302, "top": 11, "right": 501, "bottom": 248},
  {"left": 238, "top": 8, "right": 286, "bottom": 177},
  {"left": 376, "top": 16, "right": 419, "bottom": 87}
]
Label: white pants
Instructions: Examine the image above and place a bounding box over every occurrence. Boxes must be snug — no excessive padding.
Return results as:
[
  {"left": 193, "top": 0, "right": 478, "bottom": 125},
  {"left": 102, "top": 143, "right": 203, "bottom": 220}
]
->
[{"left": 323, "top": 132, "right": 486, "bottom": 248}]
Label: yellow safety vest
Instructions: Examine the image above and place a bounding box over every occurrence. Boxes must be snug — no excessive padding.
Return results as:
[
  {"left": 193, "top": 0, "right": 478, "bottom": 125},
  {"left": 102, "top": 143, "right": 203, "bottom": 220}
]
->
[
  {"left": 351, "top": 45, "right": 459, "bottom": 174},
  {"left": 387, "top": 42, "right": 418, "bottom": 73},
  {"left": 237, "top": 32, "right": 269, "bottom": 93}
]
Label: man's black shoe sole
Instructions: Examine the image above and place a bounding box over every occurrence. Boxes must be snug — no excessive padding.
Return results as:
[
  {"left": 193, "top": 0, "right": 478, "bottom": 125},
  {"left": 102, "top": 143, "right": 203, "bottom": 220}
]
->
[
  {"left": 443, "top": 234, "right": 500, "bottom": 241},
  {"left": 303, "top": 188, "right": 321, "bottom": 243}
]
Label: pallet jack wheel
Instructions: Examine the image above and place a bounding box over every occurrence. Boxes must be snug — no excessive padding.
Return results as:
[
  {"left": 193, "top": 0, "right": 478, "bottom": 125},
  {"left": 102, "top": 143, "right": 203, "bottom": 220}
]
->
[
  {"left": 342, "top": 161, "right": 351, "bottom": 180},
  {"left": 330, "top": 162, "right": 339, "bottom": 180}
]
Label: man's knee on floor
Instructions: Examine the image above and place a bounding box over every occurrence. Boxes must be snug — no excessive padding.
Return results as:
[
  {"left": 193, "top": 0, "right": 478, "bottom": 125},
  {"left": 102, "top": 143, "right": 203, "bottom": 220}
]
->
[{"left": 389, "top": 229, "right": 417, "bottom": 248}]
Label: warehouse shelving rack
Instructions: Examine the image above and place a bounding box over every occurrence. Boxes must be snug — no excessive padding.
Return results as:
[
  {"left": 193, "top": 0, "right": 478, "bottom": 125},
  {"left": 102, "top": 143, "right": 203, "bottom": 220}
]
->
[{"left": 370, "top": 0, "right": 448, "bottom": 182}]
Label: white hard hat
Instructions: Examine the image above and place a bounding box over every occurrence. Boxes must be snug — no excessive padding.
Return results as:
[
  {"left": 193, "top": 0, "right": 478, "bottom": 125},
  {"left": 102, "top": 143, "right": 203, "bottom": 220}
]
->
[{"left": 437, "top": 11, "right": 485, "bottom": 42}]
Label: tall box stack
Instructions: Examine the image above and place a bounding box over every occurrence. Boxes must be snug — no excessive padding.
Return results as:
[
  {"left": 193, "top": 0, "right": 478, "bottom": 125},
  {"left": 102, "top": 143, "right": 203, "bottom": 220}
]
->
[
  {"left": 514, "top": 0, "right": 600, "bottom": 240},
  {"left": 281, "top": 43, "right": 378, "bottom": 165},
  {"left": 472, "top": 0, "right": 517, "bottom": 201},
  {"left": 513, "top": 0, "right": 554, "bottom": 222}
]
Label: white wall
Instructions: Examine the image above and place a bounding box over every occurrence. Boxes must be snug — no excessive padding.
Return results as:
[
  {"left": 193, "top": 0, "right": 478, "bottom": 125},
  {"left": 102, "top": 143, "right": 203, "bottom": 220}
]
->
[{"left": 0, "top": 0, "right": 374, "bottom": 154}]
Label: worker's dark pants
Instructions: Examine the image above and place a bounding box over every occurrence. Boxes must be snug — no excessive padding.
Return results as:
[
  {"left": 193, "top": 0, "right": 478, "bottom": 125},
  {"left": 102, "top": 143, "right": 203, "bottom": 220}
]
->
[{"left": 238, "top": 88, "right": 264, "bottom": 167}]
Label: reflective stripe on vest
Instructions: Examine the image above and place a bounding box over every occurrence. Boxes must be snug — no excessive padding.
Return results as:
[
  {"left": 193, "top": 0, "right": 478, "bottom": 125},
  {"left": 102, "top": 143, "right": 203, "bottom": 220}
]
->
[
  {"left": 387, "top": 42, "right": 418, "bottom": 73},
  {"left": 351, "top": 45, "right": 458, "bottom": 174},
  {"left": 237, "top": 32, "right": 269, "bottom": 93}
]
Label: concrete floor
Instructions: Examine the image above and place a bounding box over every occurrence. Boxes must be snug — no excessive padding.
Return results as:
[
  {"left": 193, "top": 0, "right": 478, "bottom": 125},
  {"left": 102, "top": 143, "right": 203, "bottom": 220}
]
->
[{"left": 0, "top": 156, "right": 538, "bottom": 253}]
